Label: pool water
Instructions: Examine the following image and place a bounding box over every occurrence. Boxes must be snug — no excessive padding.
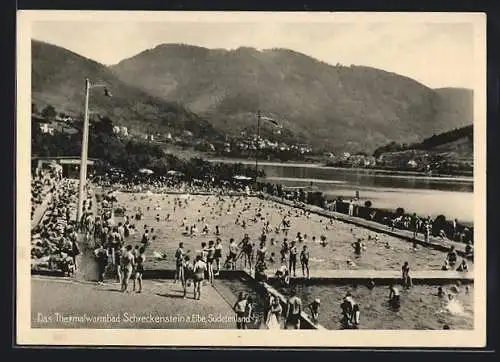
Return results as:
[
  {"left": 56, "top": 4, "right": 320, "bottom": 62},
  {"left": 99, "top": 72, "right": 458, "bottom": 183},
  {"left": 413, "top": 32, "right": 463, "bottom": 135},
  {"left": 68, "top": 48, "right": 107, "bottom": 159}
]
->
[
  {"left": 216, "top": 278, "right": 474, "bottom": 330},
  {"left": 111, "top": 193, "right": 472, "bottom": 272},
  {"left": 270, "top": 282, "right": 474, "bottom": 330},
  {"left": 215, "top": 277, "right": 268, "bottom": 329}
]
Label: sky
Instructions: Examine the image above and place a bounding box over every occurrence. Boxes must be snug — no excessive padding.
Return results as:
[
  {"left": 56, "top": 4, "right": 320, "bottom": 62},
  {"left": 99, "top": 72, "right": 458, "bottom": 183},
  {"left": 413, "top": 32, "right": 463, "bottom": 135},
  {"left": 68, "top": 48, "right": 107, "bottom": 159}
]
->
[{"left": 31, "top": 17, "right": 476, "bottom": 89}]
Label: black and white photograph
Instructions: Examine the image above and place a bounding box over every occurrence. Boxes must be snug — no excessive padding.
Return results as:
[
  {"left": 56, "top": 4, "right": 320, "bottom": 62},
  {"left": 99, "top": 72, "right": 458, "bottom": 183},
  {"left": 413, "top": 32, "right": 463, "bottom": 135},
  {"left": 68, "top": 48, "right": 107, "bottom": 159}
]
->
[{"left": 16, "top": 11, "right": 486, "bottom": 347}]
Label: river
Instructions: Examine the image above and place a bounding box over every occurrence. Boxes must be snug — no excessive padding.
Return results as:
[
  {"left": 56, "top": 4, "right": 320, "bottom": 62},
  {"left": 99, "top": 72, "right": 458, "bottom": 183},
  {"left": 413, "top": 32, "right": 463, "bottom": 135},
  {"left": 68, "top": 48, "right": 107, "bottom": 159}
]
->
[{"left": 209, "top": 159, "right": 474, "bottom": 223}]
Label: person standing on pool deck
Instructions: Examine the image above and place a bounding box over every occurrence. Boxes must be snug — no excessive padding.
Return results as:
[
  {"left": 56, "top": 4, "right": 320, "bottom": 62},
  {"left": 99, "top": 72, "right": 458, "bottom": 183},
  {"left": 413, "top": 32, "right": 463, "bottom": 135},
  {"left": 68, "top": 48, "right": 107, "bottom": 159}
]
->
[
  {"left": 200, "top": 242, "right": 208, "bottom": 262},
  {"left": 193, "top": 255, "right": 207, "bottom": 300},
  {"left": 227, "top": 238, "right": 238, "bottom": 270},
  {"left": 424, "top": 219, "right": 431, "bottom": 243},
  {"left": 410, "top": 213, "right": 419, "bottom": 239},
  {"left": 402, "top": 262, "right": 412, "bottom": 288},
  {"left": 206, "top": 240, "right": 216, "bottom": 285},
  {"left": 388, "top": 284, "right": 401, "bottom": 310},
  {"left": 94, "top": 244, "right": 108, "bottom": 285},
  {"left": 348, "top": 200, "right": 354, "bottom": 216},
  {"left": 285, "top": 288, "right": 302, "bottom": 329},
  {"left": 133, "top": 246, "right": 146, "bottom": 293},
  {"left": 300, "top": 245, "right": 310, "bottom": 279},
  {"left": 308, "top": 298, "right": 320, "bottom": 323},
  {"left": 351, "top": 238, "right": 364, "bottom": 255},
  {"left": 233, "top": 292, "right": 249, "bottom": 329},
  {"left": 174, "top": 242, "right": 185, "bottom": 283},
  {"left": 181, "top": 255, "right": 193, "bottom": 299},
  {"left": 289, "top": 241, "right": 298, "bottom": 277},
  {"left": 447, "top": 246, "right": 458, "bottom": 267},
  {"left": 214, "top": 238, "right": 223, "bottom": 275}
]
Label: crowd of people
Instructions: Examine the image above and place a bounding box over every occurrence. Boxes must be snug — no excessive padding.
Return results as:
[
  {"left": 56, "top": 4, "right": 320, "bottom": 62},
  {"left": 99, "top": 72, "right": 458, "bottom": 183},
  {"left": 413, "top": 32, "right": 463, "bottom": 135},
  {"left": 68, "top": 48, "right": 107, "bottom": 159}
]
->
[
  {"left": 31, "top": 178, "right": 85, "bottom": 276},
  {"left": 93, "top": 173, "right": 253, "bottom": 196},
  {"left": 31, "top": 166, "right": 62, "bottom": 221},
  {"left": 88, "top": 183, "right": 464, "bottom": 330},
  {"left": 266, "top": 184, "right": 474, "bottom": 247}
]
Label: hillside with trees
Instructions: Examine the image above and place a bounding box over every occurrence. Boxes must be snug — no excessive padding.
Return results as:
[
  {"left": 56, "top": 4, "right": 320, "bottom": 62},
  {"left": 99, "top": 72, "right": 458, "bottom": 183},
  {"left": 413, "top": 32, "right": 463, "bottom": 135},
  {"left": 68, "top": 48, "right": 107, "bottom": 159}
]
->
[
  {"left": 371, "top": 124, "right": 473, "bottom": 175},
  {"left": 112, "top": 43, "right": 473, "bottom": 153},
  {"left": 32, "top": 40, "right": 220, "bottom": 141}
]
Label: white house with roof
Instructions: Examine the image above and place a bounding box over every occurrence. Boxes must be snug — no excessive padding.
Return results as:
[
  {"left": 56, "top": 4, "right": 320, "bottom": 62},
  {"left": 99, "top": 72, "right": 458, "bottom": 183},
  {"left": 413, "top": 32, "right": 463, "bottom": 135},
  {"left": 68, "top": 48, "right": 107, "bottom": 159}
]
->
[{"left": 39, "top": 123, "right": 54, "bottom": 135}]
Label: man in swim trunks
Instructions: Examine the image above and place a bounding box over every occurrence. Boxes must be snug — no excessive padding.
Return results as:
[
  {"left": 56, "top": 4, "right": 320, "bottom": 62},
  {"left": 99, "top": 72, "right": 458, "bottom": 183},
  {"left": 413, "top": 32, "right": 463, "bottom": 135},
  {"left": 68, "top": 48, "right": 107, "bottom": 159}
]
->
[
  {"left": 206, "top": 240, "right": 216, "bottom": 285},
  {"left": 214, "top": 238, "right": 223, "bottom": 275},
  {"left": 233, "top": 292, "right": 249, "bottom": 329},
  {"left": 300, "top": 245, "right": 310, "bottom": 279},
  {"left": 447, "top": 246, "right": 458, "bottom": 267},
  {"left": 193, "top": 255, "right": 207, "bottom": 300},
  {"left": 456, "top": 259, "right": 469, "bottom": 272},
  {"left": 133, "top": 246, "right": 146, "bottom": 293},
  {"left": 120, "top": 245, "right": 135, "bottom": 293},
  {"left": 285, "top": 288, "right": 302, "bottom": 329},
  {"left": 181, "top": 255, "right": 193, "bottom": 298},
  {"left": 342, "top": 292, "right": 360, "bottom": 328},
  {"left": 352, "top": 238, "right": 363, "bottom": 255},
  {"left": 402, "top": 261, "right": 412, "bottom": 288},
  {"left": 174, "top": 242, "right": 185, "bottom": 283}
]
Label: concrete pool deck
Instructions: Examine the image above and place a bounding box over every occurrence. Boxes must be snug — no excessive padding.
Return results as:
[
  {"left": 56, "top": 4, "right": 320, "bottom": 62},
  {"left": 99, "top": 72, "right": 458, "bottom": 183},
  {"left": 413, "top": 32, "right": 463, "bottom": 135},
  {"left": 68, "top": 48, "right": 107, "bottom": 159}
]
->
[
  {"left": 263, "top": 269, "right": 474, "bottom": 285},
  {"left": 31, "top": 275, "right": 238, "bottom": 329}
]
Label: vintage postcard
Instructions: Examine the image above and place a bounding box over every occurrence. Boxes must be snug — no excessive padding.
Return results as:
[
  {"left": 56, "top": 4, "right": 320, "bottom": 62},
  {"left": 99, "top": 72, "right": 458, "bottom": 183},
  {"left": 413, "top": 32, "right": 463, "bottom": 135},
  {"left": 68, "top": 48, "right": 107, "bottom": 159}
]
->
[{"left": 16, "top": 10, "right": 487, "bottom": 347}]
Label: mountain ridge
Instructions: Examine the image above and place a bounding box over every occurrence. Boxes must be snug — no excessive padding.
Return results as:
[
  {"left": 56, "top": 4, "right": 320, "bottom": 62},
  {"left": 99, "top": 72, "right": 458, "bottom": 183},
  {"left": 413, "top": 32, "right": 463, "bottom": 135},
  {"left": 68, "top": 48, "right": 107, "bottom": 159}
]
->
[
  {"left": 31, "top": 40, "right": 473, "bottom": 153},
  {"left": 112, "top": 42, "right": 473, "bottom": 152}
]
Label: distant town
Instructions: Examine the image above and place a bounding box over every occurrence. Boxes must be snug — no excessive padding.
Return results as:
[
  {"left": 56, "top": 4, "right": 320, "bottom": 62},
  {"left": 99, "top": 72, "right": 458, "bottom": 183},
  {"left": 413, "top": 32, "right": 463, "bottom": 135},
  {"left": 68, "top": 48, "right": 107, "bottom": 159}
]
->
[{"left": 32, "top": 103, "right": 473, "bottom": 177}]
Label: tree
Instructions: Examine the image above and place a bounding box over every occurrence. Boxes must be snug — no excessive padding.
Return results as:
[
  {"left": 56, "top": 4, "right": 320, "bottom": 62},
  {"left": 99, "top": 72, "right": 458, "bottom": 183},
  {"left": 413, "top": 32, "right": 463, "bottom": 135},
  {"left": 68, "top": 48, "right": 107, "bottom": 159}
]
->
[
  {"left": 32, "top": 103, "right": 38, "bottom": 115},
  {"left": 41, "top": 104, "right": 57, "bottom": 120},
  {"left": 93, "top": 116, "right": 115, "bottom": 135}
]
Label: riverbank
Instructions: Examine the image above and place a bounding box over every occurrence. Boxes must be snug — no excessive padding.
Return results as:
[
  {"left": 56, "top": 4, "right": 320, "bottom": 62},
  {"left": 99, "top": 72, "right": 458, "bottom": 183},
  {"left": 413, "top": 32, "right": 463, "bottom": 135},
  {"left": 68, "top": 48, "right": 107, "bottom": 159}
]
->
[{"left": 208, "top": 158, "right": 473, "bottom": 182}]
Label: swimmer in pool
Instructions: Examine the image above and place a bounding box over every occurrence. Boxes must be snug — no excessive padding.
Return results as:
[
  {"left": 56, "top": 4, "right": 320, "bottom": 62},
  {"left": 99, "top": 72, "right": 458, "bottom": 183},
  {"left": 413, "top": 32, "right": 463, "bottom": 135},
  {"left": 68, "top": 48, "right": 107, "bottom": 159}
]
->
[
  {"left": 388, "top": 284, "right": 401, "bottom": 310},
  {"left": 351, "top": 238, "right": 364, "bottom": 255},
  {"left": 367, "top": 279, "right": 375, "bottom": 290},
  {"left": 456, "top": 259, "right": 468, "bottom": 272}
]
